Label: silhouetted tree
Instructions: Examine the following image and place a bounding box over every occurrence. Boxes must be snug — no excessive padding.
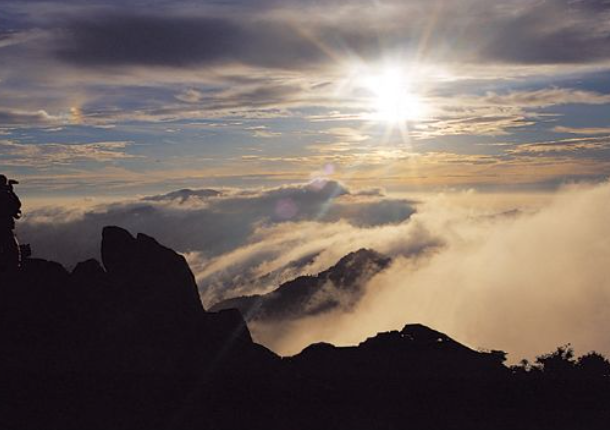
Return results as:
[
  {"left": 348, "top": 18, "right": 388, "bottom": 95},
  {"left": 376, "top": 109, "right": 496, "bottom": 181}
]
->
[
  {"left": 535, "top": 344, "right": 576, "bottom": 378},
  {"left": 577, "top": 351, "right": 610, "bottom": 379},
  {"left": 489, "top": 349, "right": 508, "bottom": 365},
  {"left": 510, "top": 358, "right": 538, "bottom": 376}
]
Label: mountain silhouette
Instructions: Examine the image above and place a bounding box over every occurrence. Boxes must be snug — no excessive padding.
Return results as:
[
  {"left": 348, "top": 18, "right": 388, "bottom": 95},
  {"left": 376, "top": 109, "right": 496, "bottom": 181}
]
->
[
  {"left": 0, "top": 227, "right": 608, "bottom": 430},
  {"left": 0, "top": 226, "right": 267, "bottom": 374},
  {"left": 143, "top": 188, "right": 222, "bottom": 203},
  {"left": 210, "top": 248, "right": 391, "bottom": 320}
]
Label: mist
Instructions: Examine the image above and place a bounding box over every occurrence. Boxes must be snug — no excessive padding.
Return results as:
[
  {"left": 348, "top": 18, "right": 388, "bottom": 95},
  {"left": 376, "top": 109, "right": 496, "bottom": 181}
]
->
[
  {"left": 256, "top": 182, "right": 610, "bottom": 362},
  {"left": 16, "top": 179, "right": 610, "bottom": 361}
]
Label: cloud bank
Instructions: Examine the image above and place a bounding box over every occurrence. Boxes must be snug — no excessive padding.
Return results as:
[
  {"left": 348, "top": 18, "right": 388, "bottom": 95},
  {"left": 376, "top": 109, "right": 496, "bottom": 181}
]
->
[
  {"left": 16, "top": 179, "right": 610, "bottom": 362},
  {"left": 18, "top": 180, "right": 417, "bottom": 301},
  {"left": 252, "top": 181, "right": 610, "bottom": 362}
]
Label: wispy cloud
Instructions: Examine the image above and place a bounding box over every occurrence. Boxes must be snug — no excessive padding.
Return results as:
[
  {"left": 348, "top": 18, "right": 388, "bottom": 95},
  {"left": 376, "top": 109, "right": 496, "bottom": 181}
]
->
[
  {"left": 0, "top": 140, "right": 137, "bottom": 167},
  {"left": 480, "top": 88, "right": 610, "bottom": 108},
  {"left": 506, "top": 136, "right": 610, "bottom": 154},
  {"left": 0, "top": 109, "right": 60, "bottom": 126},
  {"left": 553, "top": 126, "right": 610, "bottom": 135}
]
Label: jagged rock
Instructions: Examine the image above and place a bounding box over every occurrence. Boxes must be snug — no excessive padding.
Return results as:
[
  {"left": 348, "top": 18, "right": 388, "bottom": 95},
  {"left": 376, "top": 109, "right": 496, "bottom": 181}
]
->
[
  {"left": 101, "top": 225, "right": 204, "bottom": 317},
  {"left": 210, "top": 248, "right": 391, "bottom": 320},
  {"left": 0, "top": 227, "right": 263, "bottom": 375},
  {"left": 95, "top": 226, "right": 258, "bottom": 372}
]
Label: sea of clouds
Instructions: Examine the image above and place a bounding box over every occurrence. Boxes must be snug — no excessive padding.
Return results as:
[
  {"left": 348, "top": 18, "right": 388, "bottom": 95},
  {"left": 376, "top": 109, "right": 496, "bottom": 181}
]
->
[{"left": 18, "top": 179, "right": 610, "bottom": 361}]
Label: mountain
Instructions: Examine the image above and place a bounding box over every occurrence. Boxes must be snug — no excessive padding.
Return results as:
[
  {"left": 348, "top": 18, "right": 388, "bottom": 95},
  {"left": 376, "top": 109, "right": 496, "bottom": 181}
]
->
[
  {"left": 210, "top": 248, "right": 391, "bottom": 321},
  {"left": 0, "top": 227, "right": 608, "bottom": 430},
  {"left": 0, "top": 226, "right": 267, "bottom": 375},
  {"left": 143, "top": 188, "right": 221, "bottom": 202},
  {"left": 290, "top": 324, "right": 508, "bottom": 381}
]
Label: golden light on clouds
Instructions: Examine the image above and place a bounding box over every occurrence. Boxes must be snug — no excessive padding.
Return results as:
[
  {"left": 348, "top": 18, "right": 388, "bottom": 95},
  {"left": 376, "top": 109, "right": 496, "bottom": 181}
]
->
[{"left": 70, "top": 106, "right": 83, "bottom": 124}]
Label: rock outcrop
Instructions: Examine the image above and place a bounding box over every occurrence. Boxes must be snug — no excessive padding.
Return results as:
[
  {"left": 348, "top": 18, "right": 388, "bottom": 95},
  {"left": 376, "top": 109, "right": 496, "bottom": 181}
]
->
[{"left": 0, "top": 226, "right": 259, "bottom": 375}]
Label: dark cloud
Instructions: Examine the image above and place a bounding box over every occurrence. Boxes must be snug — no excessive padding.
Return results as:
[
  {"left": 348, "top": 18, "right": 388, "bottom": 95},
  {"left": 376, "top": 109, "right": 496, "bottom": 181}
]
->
[
  {"left": 0, "top": 109, "right": 55, "bottom": 126},
  {"left": 480, "top": 2, "right": 610, "bottom": 64},
  {"left": 55, "top": 14, "right": 328, "bottom": 70},
  {"left": 49, "top": 1, "right": 610, "bottom": 72}
]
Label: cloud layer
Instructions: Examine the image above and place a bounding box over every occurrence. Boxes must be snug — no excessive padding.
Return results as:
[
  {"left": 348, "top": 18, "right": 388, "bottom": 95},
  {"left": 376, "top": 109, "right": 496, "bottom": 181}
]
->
[
  {"left": 50, "top": 1, "right": 610, "bottom": 70},
  {"left": 18, "top": 180, "right": 416, "bottom": 302},
  {"left": 16, "top": 179, "right": 610, "bottom": 363},
  {"left": 253, "top": 181, "right": 610, "bottom": 362}
]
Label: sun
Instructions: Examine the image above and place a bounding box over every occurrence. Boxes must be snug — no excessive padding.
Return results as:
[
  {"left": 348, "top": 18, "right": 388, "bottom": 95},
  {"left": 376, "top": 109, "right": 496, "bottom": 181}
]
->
[{"left": 361, "top": 67, "right": 428, "bottom": 124}]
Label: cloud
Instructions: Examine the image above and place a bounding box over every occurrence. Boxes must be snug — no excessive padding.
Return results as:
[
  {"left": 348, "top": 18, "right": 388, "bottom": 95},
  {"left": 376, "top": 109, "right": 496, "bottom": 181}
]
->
[
  {"left": 250, "top": 181, "right": 610, "bottom": 362},
  {"left": 0, "top": 109, "right": 59, "bottom": 126},
  {"left": 76, "top": 81, "right": 313, "bottom": 124},
  {"left": 246, "top": 126, "right": 282, "bottom": 138},
  {"left": 411, "top": 88, "right": 610, "bottom": 138},
  {"left": 506, "top": 136, "right": 610, "bottom": 155},
  {"left": 480, "top": 88, "right": 610, "bottom": 108},
  {"left": 479, "top": 0, "right": 610, "bottom": 65},
  {"left": 323, "top": 128, "right": 370, "bottom": 142},
  {"left": 47, "top": 1, "right": 610, "bottom": 73},
  {"left": 68, "top": 86, "right": 610, "bottom": 133},
  {"left": 0, "top": 140, "right": 136, "bottom": 167},
  {"left": 413, "top": 114, "right": 536, "bottom": 137},
  {"left": 18, "top": 181, "right": 417, "bottom": 292},
  {"left": 3, "top": 2, "right": 610, "bottom": 132},
  {"left": 175, "top": 88, "right": 203, "bottom": 103},
  {"left": 553, "top": 126, "right": 610, "bottom": 135},
  {"left": 0, "top": 29, "right": 44, "bottom": 49},
  {"left": 191, "top": 209, "right": 438, "bottom": 305},
  {"left": 16, "top": 178, "right": 610, "bottom": 362},
  {"left": 237, "top": 144, "right": 610, "bottom": 189},
  {"left": 54, "top": 14, "right": 328, "bottom": 70}
]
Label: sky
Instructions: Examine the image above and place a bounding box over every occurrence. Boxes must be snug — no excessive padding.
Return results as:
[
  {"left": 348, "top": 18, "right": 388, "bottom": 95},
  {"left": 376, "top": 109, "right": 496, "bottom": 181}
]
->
[{"left": 1, "top": 0, "right": 610, "bottom": 201}]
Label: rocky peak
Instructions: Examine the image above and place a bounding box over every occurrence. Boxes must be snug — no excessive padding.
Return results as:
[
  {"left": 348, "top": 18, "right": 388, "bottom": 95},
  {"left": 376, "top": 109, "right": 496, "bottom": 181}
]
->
[
  {"left": 324, "top": 248, "right": 391, "bottom": 287},
  {"left": 101, "top": 226, "right": 204, "bottom": 317},
  {"left": 0, "top": 226, "right": 260, "bottom": 374}
]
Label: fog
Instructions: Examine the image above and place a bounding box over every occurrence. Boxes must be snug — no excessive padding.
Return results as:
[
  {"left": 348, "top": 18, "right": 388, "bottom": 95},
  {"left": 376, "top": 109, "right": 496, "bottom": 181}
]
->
[
  {"left": 255, "top": 182, "right": 610, "bottom": 362},
  {"left": 17, "top": 180, "right": 610, "bottom": 361}
]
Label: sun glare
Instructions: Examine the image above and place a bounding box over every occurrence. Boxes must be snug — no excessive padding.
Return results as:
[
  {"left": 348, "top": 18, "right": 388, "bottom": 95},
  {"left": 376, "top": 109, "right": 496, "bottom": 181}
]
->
[{"left": 361, "top": 67, "right": 428, "bottom": 124}]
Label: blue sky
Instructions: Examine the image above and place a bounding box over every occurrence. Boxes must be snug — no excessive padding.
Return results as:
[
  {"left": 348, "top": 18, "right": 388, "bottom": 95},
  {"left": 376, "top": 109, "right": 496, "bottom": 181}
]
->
[{"left": 1, "top": 0, "right": 610, "bottom": 199}]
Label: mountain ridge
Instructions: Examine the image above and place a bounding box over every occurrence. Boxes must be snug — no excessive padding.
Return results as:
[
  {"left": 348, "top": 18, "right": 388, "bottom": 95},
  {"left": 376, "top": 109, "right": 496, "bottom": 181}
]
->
[{"left": 210, "top": 248, "right": 391, "bottom": 320}]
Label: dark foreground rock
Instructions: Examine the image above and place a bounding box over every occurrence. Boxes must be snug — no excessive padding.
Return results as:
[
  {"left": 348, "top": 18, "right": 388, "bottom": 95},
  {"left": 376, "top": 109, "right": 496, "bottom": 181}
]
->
[{"left": 0, "top": 227, "right": 608, "bottom": 430}]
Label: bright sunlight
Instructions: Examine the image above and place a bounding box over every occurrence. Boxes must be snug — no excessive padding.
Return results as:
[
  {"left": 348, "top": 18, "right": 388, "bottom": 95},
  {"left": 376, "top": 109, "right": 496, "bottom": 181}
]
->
[{"left": 361, "top": 67, "right": 428, "bottom": 123}]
